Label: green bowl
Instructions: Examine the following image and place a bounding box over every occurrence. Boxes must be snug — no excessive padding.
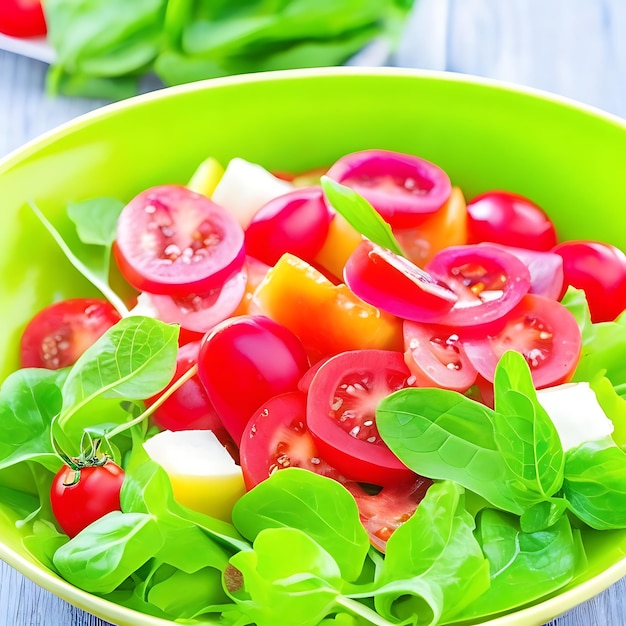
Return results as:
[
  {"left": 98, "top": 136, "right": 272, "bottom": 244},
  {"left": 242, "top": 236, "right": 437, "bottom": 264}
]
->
[{"left": 1, "top": 67, "right": 625, "bottom": 626}]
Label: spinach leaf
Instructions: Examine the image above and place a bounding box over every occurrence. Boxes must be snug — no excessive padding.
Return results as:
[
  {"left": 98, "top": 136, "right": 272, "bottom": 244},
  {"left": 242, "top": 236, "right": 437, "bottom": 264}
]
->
[
  {"left": 232, "top": 468, "right": 370, "bottom": 583},
  {"left": 563, "top": 439, "right": 626, "bottom": 530},
  {"left": 374, "top": 481, "right": 489, "bottom": 625},
  {"left": 457, "top": 508, "right": 581, "bottom": 620},
  {"left": 29, "top": 200, "right": 130, "bottom": 316},
  {"left": 53, "top": 511, "right": 164, "bottom": 594},
  {"left": 0, "top": 368, "right": 65, "bottom": 472},
  {"left": 56, "top": 317, "right": 178, "bottom": 446},
  {"left": 321, "top": 177, "right": 404, "bottom": 256}
]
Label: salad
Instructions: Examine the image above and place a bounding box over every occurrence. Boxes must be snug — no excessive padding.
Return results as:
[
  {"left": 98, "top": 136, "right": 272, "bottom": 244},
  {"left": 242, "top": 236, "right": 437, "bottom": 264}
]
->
[{"left": 3, "top": 147, "right": 626, "bottom": 626}]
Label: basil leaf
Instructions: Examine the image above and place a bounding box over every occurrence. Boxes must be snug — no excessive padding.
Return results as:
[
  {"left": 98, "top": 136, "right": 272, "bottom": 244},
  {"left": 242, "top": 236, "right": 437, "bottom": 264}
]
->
[
  {"left": 321, "top": 176, "right": 404, "bottom": 256},
  {"left": 457, "top": 508, "right": 580, "bottom": 620},
  {"left": 374, "top": 481, "right": 489, "bottom": 625},
  {"left": 53, "top": 511, "right": 165, "bottom": 594},
  {"left": 29, "top": 200, "right": 130, "bottom": 316},
  {"left": 57, "top": 317, "right": 178, "bottom": 443},
  {"left": 563, "top": 439, "right": 626, "bottom": 529},
  {"left": 232, "top": 468, "right": 370, "bottom": 583}
]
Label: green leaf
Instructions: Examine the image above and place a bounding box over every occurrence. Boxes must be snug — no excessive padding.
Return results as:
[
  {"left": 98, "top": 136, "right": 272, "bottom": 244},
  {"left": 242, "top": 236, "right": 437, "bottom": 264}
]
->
[
  {"left": 457, "top": 509, "right": 580, "bottom": 620},
  {"left": 374, "top": 481, "right": 489, "bottom": 625},
  {"left": 232, "top": 468, "right": 370, "bottom": 582},
  {"left": 321, "top": 177, "right": 404, "bottom": 255},
  {"left": 53, "top": 511, "right": 165, "bottom": 594},
  {"left": 0, "top": 368, "right": 65, "bottom": 472},
  {"left": 29, "top": 200, "right": 130, "bottom": 316},
  {"left": 56, "top": 317, "right": 178, "bottom": 443},
  {"left": 67, "top": 197, "right": 125, "bottom": 247},
  {"left": 563, "top": 439, "right": 626, "bottom": 529}
]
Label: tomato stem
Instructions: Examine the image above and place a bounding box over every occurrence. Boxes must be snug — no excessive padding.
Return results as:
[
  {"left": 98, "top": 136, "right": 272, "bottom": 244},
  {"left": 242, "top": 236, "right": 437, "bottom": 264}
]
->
[{"left": 105, "top": 363, "right": 199, "bottom": 440}]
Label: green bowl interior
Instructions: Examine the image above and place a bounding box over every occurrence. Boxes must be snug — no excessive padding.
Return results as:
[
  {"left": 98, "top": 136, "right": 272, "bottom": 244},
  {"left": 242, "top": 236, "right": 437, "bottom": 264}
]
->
[{"left": 1, "top": 68, "right": 625, "bottom": 626}]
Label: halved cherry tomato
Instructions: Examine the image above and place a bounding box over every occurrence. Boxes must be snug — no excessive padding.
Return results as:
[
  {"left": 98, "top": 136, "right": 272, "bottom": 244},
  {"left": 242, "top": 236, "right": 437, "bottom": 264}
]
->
[
  {"left": 394, "top": 185, "right": 468, "bottom": 267},
  {"left": 0, "top": 0, "right": 46, "bottom": 38},
  {"left": 232, "top": 256, "right": 271, "bottom": 316},
  {"left": 244, "top": 186, "right": 332, "bottom": 266},
  {"left": 114, "top": 185, "right": 245, "bottom": 297},
  {"left": 197, "top": 315, "right": 309, "bottom": 445},
  {"left": 239, "top": 391, "right": 340, "bottom": 490},
  {"left": 462, "top": 294, "right": 582, "bottom": 388},
  {"left": 343, "top": 240, "right": 458, "bottom": 323},
  {"left": 50, "top": 460, "right": 124, "bottom": 538},
  {"left": 466, "top": 190, "right": 557, "bottom": 251},
  {"left": 326, "top": 149, "right": 452, "bottom": 229},
  {"left": 344, "top": 476, "right": 432, "bottom": 553},
  {"left": 20, "top": 298, "right": 121, "bottom": 369},
  {"left": 306, "top": 350, "right": 416, "bottom": 486},
  {"left": 253, "top": 253, "right": 403, "bottom": 361},
  {"left": 403, "top": 321, "right": 477, "bottom": 392},
  {"left": 426, "top": 244, "right": 531, "bottom": 327},
  {"left": 552, "top": 240, "right": 626, "bottom": 322}
]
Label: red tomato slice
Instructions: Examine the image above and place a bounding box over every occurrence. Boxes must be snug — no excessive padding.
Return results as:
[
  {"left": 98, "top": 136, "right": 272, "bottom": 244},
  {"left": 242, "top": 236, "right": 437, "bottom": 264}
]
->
[
  {"left": 306, "top": 349, "right": 416, "bottom": 486},
  {"left": 403, "top": 321, "right": 477, "bottom": 392},
  {"left": 198, "top": 315, "right": 310, "bottom": 446},
  {"left": 0, "top": 0, "right": 46, "bottom": 38},
  {"left": 114, "top": 185, "right": 245, "bottom": 297},
  {"left": 462, "top": 294, "right": 582, "bottom": 388},
  {"left": 244, "top": 186, "right": 332, "bottom": 266},
  {"left": 466, "top": 190, "right": 557, "bottom": 251},
  {"left": 426, "top": 244, "right": 531, "bottom": 327},
  {"left": 343, "top": 240, "right": 458, "bottom": 323},
  {"left": 326, "top": 149, "right": 452, "bottom": 229},
  {"left": 20, "top": 298, "right": 121, "bottom": 369},
  {"left": 239, "top": 391, "right": 340, "bottom": 490},
  {"left": 552, "top": 240, "right": 626, "bottom": 322},
  {"left": 344, "top": 477, "right": 432, "bottom": 553}
]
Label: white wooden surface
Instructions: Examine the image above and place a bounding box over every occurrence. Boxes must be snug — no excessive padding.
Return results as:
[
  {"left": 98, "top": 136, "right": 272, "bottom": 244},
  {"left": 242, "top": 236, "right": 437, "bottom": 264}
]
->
[{"left": 1, "top": 1, "right": 626, "bottom": 624}]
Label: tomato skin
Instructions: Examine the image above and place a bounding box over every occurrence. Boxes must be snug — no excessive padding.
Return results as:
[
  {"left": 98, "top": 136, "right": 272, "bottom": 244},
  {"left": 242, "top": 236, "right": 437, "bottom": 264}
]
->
[
  {"left": 197, "top": 316, "right": 310, "bottom": 446},
  {"left": 244, "top": 186, "right": 332, "bottom": 266},
  {"left": 114, "top": 185, "right": 245, "bottom": 297},
  {"left": 552, "top": 240, "right": 626, "bottom": 322},
  {"left": 239, "top": 391, "right": 340, "bottom": 490},
  {"left": 426, "top": 244, "right": 531, "bottom": 327},
  {"left": 20, "top": 298, "right": 121, "bottom": 369},
  {"left": 326, "top": 149, "right": 452, "bottom": 229},
  {"left": 306, "top": 349, "right": 416, "bottom": 486},
  {"left": 466, "top": 190, "right": 557, "bottom": 251},
  {"left": 50, "top": 461, "right": 125, "bottom": 538},
  {"left": 462, "top": 294, "right": 582, "bottom": 389},
  {"left": 403, "top": 321, "right": 477, "bottom": 392},
  {"left": 0, "top": 0, "right": 46, "bottom": 38}
]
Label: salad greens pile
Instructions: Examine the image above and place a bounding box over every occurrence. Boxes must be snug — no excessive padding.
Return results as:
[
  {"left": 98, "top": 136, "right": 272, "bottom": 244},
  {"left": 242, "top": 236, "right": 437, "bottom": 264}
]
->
[
  {"left": 43, "top": 0, "right": 413, "bottom": 100},
  {"left": 2, "top": 178, "right": 626, "bottom": 625}
]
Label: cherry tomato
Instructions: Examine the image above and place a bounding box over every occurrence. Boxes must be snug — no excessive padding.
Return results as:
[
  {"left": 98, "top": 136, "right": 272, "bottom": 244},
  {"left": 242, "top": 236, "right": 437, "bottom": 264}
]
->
[
  {"left": 239, "top": 392, "right": 340, "bottom": 490},
  {"left": 403, "top": 321, "right": 477, "bottom": 392},
  {"left": 0, "top": 0, "right": 46, "bottom": 38},
  {"left": 552, "top": 240, "right": 626, "bottom": 322},
  {"left": 466, "top": 190, "right": 557, "bottom": 251},
  {"left": 197, "top": 315, "right": 310, "bottom": 445},
  {"left": 244, "top": 186, "right": 332, "bottom": 266},
  {"left": 326, "top": 149, "right": 452, "bottom": 229},
  {"left": 50, "top": 461, "right": 124, "bottom": 538},
  {"left": 145, "top": 341, "right": 232, "bottom": 447},
  {"left": 114, "top": 185, "right": 245, "bottom": 297},
  {"left": 232, "top": 256, "right": 271, "bottom": 316},
  {"left": 344, "top": 476, "right": 432, "bottom": 553},
  {"left": 20, "top": 298, "right": 121, "bottom": 369},
  {"left": 306, "top": 350, "right": 416, "bottom": 486},
  {"left": 462, "top": 294, "right": 582, "bottom": 388},
  {"left": 343, "top": 240, "right": 458, "bottom": 323},
  {"left": 426, "top": 244, "right": 531, "bottom": 327}
]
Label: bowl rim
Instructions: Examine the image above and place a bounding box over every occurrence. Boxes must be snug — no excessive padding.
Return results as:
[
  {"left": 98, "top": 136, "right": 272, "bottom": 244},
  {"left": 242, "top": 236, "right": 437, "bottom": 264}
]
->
[{"left": 1, "top": 65, "right": 625, "bottom": 626}]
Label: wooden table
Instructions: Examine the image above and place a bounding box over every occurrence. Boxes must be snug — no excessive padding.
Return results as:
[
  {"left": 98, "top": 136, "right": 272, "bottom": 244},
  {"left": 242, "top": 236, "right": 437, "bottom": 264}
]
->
[{"left": 1, "top": 1, "right": 625, "bottom": 623}]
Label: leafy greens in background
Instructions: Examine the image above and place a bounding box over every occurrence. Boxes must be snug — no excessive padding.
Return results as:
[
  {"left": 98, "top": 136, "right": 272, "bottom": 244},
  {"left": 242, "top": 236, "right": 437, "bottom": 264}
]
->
[{"left": 44, "top": 0, "right": 415, "bottom": 99}]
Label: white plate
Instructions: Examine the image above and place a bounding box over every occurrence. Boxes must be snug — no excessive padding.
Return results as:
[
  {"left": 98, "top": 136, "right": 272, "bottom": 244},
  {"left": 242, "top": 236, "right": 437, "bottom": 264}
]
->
[{"left": 0, "top": 33, "right": 55, "bottom": 63}]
